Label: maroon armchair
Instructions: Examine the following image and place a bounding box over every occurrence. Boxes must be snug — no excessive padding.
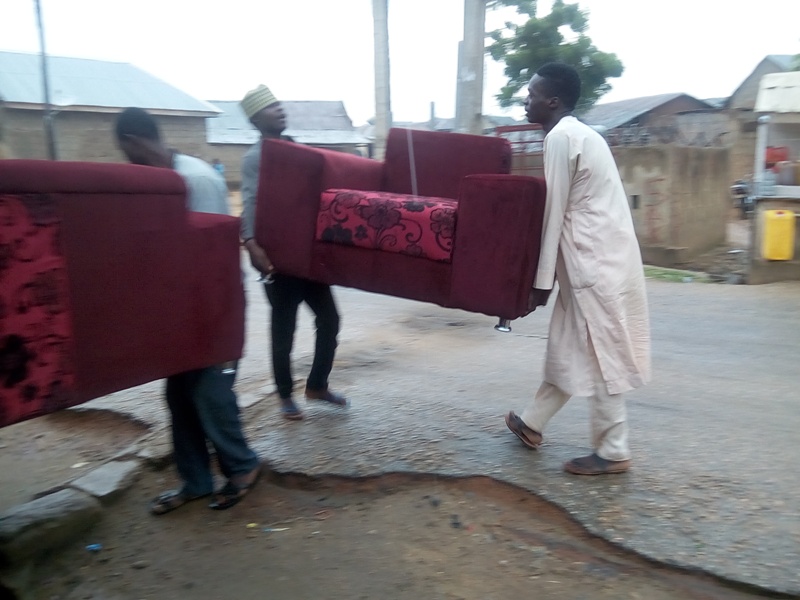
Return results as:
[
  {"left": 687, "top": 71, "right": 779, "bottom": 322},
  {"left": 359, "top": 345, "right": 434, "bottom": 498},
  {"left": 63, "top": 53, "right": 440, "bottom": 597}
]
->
[
  {"left": 255, "top": 127, "right": 547, "bottom": 321},
  {"left": 0, "top": 160, "right": 244, "bottom": 427}
]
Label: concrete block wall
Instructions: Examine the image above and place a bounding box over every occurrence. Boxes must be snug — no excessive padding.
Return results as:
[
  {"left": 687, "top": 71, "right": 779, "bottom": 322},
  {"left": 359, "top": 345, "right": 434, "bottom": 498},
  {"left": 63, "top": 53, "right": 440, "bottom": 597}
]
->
[
  {"left": 614, "top": 145, "right": 730, "bottom": 266},
  {"left": 4, "top": 108, "right": 212, "bottom": 165}
]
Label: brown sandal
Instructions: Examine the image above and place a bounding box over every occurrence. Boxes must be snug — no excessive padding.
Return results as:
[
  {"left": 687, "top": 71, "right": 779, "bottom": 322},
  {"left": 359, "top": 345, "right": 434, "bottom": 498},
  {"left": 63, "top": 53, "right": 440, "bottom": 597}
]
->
[
  {"left": 504, "top": 411, "right": 543, "bottom": 450},
  {"left": 209, "top": 465, "right": 262, "bottom": 510},
  {"left": 305, "top": 389, "right": 348, "bottom": 407},
  {"left": 149, "top": 489, "right": 208, "bottom": 516},
  {"left": 563, "top": 453, "right": 631, "bottom": 475}
]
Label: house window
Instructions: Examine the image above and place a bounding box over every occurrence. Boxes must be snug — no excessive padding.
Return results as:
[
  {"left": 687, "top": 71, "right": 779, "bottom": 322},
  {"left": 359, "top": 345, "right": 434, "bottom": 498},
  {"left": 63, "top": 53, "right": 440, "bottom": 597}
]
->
[{"left": 631, "top": 195, "right": 640, "bottom": 210}]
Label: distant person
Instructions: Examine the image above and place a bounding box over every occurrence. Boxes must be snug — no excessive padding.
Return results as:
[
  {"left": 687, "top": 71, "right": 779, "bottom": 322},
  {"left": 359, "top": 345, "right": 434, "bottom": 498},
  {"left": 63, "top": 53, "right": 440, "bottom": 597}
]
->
[
  {"left": 504, "top": 63, "right": 651, "bottom": 475},
  {"left": 239, "top": 84, "right": 346, "bottom": 420},
  {"left": 0, "top": 95, "right": 12, "bottom": 159},
  {"left": 212, "top": 158, "right": 225, "bottom": 177},
  {"left": 115, "top": 107, "right": 261, "bottom": 513}
]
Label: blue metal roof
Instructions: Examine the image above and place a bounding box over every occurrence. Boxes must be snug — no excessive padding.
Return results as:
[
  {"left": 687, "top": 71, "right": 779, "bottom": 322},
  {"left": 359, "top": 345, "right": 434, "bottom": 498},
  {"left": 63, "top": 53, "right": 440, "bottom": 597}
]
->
[
  {"left": 766, "top": 55, "right": 796, "bottom": 71},
  {"left": 0, "top": 51, "right": 219, "bottom": 115}
]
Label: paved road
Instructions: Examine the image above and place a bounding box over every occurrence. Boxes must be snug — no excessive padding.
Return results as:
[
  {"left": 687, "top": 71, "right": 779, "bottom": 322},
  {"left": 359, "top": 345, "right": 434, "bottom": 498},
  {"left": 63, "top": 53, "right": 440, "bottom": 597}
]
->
[{"left": 86, "top": 263, "right": 800, "bottom": 595}]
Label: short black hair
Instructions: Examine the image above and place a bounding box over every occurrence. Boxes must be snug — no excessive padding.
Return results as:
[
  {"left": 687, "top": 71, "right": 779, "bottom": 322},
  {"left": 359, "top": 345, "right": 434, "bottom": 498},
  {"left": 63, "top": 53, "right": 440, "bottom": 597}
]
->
[
  {"left": 115, "top": 107, "right": 160, "bottom": 141},
  {"left": 536, "top": 63, "right": 581, "bottom": 110}
]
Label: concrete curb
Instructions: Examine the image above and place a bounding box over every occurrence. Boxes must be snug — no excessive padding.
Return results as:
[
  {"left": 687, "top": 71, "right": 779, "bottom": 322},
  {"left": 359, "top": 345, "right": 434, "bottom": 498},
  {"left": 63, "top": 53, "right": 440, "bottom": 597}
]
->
[{"left": 0, "top": 427, "right": 172, "bottom": 599}]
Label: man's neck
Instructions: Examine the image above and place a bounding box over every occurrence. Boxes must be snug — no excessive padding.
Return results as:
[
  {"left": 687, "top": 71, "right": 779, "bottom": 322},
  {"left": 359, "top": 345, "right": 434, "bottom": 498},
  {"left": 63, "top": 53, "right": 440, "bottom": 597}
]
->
[
  {"left": 543, "top": 110, "right": 573, "bottom": 134},
  {"left": 149, "top": 146, "right": 174, "bottom": 169}
]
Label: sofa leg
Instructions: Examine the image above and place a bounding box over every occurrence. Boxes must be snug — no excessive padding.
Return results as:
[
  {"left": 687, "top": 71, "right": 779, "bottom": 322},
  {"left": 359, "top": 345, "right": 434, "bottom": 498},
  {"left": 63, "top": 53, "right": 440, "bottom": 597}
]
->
[{"left": 494, "top": 318, "right": 512, "bottom": 333}]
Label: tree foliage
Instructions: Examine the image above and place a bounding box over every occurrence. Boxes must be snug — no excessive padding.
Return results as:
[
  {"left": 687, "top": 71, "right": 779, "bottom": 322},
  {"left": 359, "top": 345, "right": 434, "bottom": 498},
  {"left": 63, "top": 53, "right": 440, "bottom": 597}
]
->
[{"left": 487, "top": 0, "right": 624, "bottom": 113}]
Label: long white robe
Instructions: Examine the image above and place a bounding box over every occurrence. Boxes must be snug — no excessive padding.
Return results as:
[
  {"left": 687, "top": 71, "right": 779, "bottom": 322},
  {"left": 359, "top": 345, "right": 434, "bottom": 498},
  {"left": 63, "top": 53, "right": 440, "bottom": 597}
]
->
[{"left": 534, "top": 116, "right": 651, "bottom": 396}]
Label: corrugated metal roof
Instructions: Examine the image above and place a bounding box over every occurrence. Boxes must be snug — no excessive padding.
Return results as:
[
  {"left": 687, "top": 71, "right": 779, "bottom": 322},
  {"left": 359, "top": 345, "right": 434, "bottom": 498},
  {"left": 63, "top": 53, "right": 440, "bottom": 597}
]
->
[
  {"left": 701, "top": 97, "right": 729, "bottom": 109},
  {"left": 756, "top": 71, "right": 800, "bottom": 113},
  {"left": 580, "top": 93, "right": 711, "bottom": 129},
  {"left": 0, "top": 51, "right": 219, "bottom": 115},
  {"left": 206, "top": 100, "right": 369, "bottom": 146},
  {"left": 765, "top": 54, "right": 796, "bottom": 71}
]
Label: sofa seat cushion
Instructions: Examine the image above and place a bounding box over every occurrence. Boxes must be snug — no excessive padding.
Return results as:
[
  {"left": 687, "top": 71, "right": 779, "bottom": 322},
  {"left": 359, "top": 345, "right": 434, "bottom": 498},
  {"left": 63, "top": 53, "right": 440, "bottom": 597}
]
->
[{"left": 316, "top": 189, "right": 457, "bottom": 263}]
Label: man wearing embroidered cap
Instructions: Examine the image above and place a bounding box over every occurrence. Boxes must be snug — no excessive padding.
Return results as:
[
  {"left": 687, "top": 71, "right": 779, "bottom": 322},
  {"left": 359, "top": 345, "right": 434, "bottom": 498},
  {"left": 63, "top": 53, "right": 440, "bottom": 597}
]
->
[{"left": 240, "top": 85, "right": 347, "bottom": 421}]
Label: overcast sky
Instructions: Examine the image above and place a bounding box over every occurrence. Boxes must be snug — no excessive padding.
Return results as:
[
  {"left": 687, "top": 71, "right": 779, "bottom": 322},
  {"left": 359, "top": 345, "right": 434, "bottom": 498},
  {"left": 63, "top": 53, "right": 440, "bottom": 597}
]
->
[{"left": 2, "top": 0, "right": 798, "bottom": 125}]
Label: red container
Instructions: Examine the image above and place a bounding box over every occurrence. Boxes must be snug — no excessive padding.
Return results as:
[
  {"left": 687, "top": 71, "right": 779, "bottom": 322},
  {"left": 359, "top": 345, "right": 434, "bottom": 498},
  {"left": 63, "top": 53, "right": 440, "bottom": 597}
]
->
[{"left": 766, "top": 146, "right": 790, "bottom": 169}]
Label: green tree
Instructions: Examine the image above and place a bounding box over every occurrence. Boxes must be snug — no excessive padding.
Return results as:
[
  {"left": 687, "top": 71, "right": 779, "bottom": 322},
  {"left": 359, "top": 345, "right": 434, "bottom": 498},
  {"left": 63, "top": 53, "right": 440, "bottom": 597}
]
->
[{"left": 487, "top": 0, "right": 623, "bottom": 113}]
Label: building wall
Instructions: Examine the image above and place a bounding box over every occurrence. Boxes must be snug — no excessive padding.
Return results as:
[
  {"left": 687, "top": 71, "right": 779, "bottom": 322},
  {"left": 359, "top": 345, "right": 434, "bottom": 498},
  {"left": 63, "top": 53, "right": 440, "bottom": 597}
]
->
[
  {"left": 4, "top": 108, "right": 211, "bottom": 163},
  {"left": 728, "top": 114, "right": 758, "bottom": 181},
  {"left": 208, "top": 142, "right": 369, "bottom": 189},
  {"left": 206, "top": 143, "right": 250, "bottom": 188},
  {"left": 726, "top": 59, "right": 791, "bottom": 181},
  {"left": 616, "top": 110, "right": 734, "bottom": 147},
  {"left": 614, "top": 145, "right": 731, "bottom": 266},
  {"left": 0, "top": 100, "right": 11, "bottom": 159},
  {"left": 636, "top": 96, "right": 713, "bottom": 127},
  {"left": 4, "top": 108, "right": 365, "bottom": 189}
]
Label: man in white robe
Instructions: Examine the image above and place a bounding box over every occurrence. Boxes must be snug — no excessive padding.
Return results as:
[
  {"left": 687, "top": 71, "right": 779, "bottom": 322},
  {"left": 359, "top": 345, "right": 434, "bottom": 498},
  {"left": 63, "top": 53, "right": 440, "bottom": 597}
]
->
[{"left": 505, "top": 63, "right": 651, "bottom": 475}]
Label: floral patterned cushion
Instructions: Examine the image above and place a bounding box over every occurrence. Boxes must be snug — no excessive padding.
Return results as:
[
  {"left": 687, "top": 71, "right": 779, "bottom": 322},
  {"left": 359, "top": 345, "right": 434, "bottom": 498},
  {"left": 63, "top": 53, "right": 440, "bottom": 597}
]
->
[
  {"left": 0, "top": 194, "right": 74, "bottom": 427},
  {"left": 316, "top": 189, "right": 457, "bottom": 263}
]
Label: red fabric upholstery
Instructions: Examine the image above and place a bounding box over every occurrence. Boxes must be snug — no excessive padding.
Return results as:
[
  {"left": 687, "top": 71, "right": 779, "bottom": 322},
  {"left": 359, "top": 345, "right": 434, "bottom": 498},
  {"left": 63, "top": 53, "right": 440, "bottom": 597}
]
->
[
  {"left": 0, "top": 160, "right": 244, "bottom": 427},
  {"left": 255, "top": 142, "right": 383, "bottom": 279},
  {"left": 0, "top": 194, "right": 74, "bottom": 427},
  {"left": 382, "top": 128, "right": 512, "bottom": 198},
  {"left": 317, "top": 189, "right": 457, "bottom": 263},
  {"left": 256, "top": 128, "right": 546, "bottom": 321}
]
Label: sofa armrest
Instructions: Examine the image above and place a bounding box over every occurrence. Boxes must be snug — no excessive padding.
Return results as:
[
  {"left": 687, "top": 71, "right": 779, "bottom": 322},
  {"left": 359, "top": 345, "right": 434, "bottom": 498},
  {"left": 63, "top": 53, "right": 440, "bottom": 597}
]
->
[
  {"left": 256, "top": 140, "right": 384, "bottom": 278},
  {"left": 449, "top": 174, "right": 547, "bottom": 319},
  {"left": 185, "top": 212, "right": 245, "bottom": 364}
]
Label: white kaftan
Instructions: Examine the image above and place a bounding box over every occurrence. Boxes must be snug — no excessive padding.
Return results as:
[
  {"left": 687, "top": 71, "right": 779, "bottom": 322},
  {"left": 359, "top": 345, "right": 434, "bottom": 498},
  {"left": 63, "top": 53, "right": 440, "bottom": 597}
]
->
[{"left": 534, "top": 116, "right": 651, "bottom": 396}]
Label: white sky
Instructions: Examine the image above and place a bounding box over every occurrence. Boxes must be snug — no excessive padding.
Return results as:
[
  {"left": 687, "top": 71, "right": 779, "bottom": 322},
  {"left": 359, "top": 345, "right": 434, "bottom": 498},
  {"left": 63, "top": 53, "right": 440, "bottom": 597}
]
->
[{"left": 1, "top": 0, "right": 798, "bottom": 125}]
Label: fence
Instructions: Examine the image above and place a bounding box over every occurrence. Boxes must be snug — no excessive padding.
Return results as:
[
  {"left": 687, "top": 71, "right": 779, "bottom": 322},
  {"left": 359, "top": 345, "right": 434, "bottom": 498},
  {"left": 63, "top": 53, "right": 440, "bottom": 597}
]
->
[{"left": 495, "top": 124, "right": 544, "bottom": 178}]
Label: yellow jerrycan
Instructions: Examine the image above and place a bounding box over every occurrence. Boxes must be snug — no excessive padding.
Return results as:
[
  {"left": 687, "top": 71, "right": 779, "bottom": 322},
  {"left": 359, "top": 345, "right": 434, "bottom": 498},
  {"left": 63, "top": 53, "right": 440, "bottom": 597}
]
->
[{"left": 761, "top": 209, "right": 796, "bottom": 261}]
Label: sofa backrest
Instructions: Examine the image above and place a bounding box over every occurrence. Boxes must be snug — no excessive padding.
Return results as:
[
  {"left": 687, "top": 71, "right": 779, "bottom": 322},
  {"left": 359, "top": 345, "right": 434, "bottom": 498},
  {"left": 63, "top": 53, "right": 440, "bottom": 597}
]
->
[{"left": 383, "top": 128, "right": 512, "bottom": 199}]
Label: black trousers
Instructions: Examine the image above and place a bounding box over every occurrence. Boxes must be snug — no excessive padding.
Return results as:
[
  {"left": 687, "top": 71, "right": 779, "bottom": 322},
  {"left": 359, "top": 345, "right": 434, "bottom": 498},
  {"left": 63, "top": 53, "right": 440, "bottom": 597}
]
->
[{"left": 264, "top": 274, "right": 340, "bottom": 399}]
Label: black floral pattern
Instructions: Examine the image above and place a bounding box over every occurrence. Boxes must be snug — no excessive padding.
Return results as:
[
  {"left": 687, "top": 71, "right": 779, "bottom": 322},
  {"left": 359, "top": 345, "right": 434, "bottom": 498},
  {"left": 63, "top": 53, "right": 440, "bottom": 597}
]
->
[
  {"left": 320, "top": 223, "right": 354, "bottom": 245},
  {"left": 0, "top": 194, "right": 74, "bottom": 427},
  {"left": 0, "top": 334, "right": 32, "bottom": 389},
  {"left": 316, "top": 189, "right": 458, "bottom": 263}
]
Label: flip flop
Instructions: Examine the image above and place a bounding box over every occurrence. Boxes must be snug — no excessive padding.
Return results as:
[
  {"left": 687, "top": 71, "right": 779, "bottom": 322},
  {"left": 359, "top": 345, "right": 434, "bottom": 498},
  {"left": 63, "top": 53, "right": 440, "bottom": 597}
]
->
[
  {"left": 149, "top": 489, "right": 208, "bottom": 516},
  {"left": 280, "top": 403, "right": 304, "bottom": 421},
  {"left": 504, "top": 411, "right": 542, "bottom": 450},
  {"left": 305, "top": 390, "right": 348, "bottom": 407},
  {"left": 209, "top": 466, "right": 262, "bottom": 510}
]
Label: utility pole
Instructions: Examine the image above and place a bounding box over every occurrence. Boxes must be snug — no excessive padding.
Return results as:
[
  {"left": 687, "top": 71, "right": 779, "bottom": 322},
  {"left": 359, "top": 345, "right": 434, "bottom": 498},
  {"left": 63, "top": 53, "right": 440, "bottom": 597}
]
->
[
  {"left": 372, "top": 0, "right": 392, "bottom": 160},
  {"left": 34, "top": 0, "right": 57, "bottom": 160},
  {"left": 454, "top": 0, "right": 486, "bottom": 135}
]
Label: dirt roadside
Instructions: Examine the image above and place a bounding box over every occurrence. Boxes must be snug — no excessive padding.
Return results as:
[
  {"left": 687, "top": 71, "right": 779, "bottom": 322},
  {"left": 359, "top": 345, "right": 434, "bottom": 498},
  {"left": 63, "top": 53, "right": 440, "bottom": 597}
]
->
[{"left": 31, "top": 469, "right": 765, "bottom": 600}]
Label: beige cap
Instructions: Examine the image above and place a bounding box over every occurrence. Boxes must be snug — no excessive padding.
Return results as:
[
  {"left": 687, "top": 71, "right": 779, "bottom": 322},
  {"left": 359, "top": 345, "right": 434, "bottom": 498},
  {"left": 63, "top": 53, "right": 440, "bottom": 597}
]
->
[{"left": 240, "top": 84, "right": 278, "bottom": 119}]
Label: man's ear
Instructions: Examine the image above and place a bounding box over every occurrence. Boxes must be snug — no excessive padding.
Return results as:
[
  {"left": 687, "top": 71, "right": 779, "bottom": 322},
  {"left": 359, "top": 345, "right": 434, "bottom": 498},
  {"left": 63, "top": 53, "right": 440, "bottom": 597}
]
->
[{"left": 547, "top": 96, "right": 560, "bottom": 110}]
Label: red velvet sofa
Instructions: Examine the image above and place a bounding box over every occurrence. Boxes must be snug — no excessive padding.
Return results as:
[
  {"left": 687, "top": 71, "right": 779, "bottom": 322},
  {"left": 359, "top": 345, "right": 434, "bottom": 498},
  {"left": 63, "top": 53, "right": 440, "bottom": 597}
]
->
[
  {"left": 255, "top": 127, "right": 547, "bottom": 319},
  {"left": 0, "top": 160, "right": 244, "bottom": 427}
]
